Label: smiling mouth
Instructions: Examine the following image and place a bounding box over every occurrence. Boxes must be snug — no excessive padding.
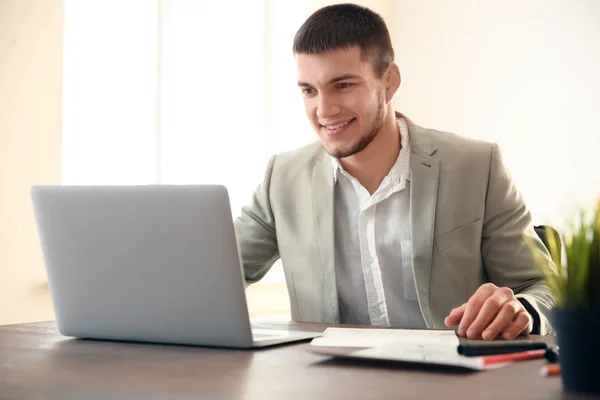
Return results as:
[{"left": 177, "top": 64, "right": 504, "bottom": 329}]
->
[
  {"left": 320, "top": 118, "right": 357, "bottom": 136},
  {"left": 321, "top": 118, "right": 356, "bottom": 130}
]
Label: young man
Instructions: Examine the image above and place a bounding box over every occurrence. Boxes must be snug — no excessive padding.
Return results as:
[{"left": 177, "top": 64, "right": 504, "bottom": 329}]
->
[{"left": 234, "top": 4, "right": 557, "bottom": 340}]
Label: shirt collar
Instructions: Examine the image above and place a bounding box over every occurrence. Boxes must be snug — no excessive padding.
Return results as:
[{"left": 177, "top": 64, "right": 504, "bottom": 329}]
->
[{"left": 331, "top": 117, "right": 411, "bottom": 184}]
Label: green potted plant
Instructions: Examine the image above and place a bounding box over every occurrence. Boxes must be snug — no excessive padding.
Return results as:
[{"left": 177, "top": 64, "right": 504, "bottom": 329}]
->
[{"left": 529, "top": 199, "right": 600, "bottom": 394}]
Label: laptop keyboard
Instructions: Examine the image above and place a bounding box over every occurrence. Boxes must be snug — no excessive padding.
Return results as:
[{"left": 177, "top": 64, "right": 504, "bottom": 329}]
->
[
  {"left": 251, "top": 329, "right": 294, "bottom": 340},
  {"left": 252, "top": 333, "right": 281, "bottom": 339}
]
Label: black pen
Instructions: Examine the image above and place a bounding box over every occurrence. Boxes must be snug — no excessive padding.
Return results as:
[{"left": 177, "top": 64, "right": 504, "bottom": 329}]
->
[
  {"left": 457, "top": 340, "right": 548, "bottom": 357},
  {"left": 545, "top": 346, "right": 560, "bottom": 363}
]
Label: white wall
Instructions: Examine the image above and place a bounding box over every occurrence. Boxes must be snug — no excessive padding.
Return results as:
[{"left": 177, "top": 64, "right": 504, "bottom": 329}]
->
[
  {"left": 390, "top": 0, "right": 600, "bottom": 231},
  {"left": 0, "top": 0, "right": 62, "bottom": 325}
]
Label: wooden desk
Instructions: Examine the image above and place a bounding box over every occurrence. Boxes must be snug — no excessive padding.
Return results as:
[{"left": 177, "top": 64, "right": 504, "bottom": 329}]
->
[{"left": 0, "top": 321, "right": 590, "bottom": 399}]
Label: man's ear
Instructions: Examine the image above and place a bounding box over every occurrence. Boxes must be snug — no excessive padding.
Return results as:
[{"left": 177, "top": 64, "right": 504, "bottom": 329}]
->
[{"left": 384, "top": 63, "right": 401, "bottom": 104}]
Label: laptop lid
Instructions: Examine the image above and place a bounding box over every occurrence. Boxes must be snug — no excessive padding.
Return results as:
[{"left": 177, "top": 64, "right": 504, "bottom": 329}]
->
[{"left": 30, "top": 185, "right": 256, "bottom": 347}]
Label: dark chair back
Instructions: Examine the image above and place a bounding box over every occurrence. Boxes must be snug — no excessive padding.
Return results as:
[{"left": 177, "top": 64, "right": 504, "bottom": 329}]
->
[{"left": 534, "top": 225, "right": 562, "bottom": 262}]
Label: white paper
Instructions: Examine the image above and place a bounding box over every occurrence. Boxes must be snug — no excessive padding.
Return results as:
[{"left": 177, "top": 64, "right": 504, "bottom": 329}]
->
[
  {"left": 309, "top": 327, "right": 509, "bottom": 370},
  {"left": 350, "top": 341, "right": 497, "bottom": 370},
  {"left": 310, "top": 327, "right": 459, "bottom": 348}
]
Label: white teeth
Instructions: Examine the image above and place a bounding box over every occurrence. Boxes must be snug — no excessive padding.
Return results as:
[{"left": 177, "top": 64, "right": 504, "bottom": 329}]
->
[{"left": 326, "top": 119, "right": 352, "bottom": 130}]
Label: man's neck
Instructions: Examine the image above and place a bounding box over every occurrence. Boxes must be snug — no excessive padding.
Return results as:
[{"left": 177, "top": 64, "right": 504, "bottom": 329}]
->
[{"left": 339, "top": 109, "right": 401, "bottom": 195}]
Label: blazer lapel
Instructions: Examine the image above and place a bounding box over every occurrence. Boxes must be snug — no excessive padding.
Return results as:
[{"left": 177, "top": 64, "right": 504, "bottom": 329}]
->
[
  {"left": 406, "top": 117, "right": 440, "bottom": 328},
  {"left": 312, "top": 153, "right": 340, "bottom": 323}
]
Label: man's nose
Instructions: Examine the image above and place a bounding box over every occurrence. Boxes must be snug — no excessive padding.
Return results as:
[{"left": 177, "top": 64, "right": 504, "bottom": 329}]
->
[{"left": 316, "top": 95, "right": 341, "bottom": 119}]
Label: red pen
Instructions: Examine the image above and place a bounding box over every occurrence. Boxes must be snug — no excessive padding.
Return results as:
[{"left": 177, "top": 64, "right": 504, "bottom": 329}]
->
[
  {"left": 482, "top": 349, "right": 547, "bottom": 366},
  {"left": 540, "top": 364, "right": 561, "bottom": 376}
]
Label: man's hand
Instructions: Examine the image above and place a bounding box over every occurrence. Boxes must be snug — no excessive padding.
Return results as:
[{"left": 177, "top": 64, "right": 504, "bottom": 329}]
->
[{"left": 444, "top": 283, "right": 533, "bottom": 340}]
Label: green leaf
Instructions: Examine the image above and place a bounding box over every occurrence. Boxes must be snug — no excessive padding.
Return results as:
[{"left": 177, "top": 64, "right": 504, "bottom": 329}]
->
[{"left": 527, "top": 199, "right": 600, "bottom": 310}]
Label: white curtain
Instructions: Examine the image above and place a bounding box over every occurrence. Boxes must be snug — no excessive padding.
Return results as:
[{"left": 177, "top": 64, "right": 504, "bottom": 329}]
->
[
  {"left": 62, "top": 0, "right": 160, "bottom": 186},
  {"left": 63, "top": 0, "right": 314, "bottom": 283}
]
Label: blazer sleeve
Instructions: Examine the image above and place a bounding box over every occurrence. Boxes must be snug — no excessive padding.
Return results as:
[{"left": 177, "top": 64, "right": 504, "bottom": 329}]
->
[
  {"left": 233, "top": 155, "right": 280, "bottom": 285},
  {"left": 481, "top": 143, "right": 558, "bottom": 334}
]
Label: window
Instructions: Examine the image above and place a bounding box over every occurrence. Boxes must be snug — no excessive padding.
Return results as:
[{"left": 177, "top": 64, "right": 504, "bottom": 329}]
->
[{"left": 63, "top": 0, "right": 314, "bottom": 286}]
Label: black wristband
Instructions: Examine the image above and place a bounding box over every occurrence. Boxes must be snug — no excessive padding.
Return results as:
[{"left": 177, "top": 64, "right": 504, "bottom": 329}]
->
[{"left": 517, "top": 297, "right": 541, "bottom": 335}]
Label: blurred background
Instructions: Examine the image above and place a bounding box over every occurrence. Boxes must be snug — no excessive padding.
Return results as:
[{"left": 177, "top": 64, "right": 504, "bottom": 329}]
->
[{"left": 1, "top": 0, "right": 599, "bottom": 325}]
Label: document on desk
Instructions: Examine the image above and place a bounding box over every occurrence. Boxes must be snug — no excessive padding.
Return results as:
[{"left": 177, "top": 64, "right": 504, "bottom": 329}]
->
[
  {"left": 310, "top": 328, "right": 507, "bottom": 370},
  {"left": 310, "top": 327, "right": 460, "bottom": 348}
]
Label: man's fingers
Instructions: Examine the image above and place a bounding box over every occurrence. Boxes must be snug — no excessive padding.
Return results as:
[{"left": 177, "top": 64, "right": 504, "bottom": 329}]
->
[
  {"left": 501, "top": 311, "right": 533, "bottom": 340},
  {"left": 479, "top": 300, "right": 521, "bottom": 340},
  {"left": 457, "top": 300, "right": 484, "bottom": 337},
  {"left": 467, "top": 288, "right": 520, "bottom": 339},
  {"left": 444, "top": 303, "right": 466, "bottom": 327},
  {"left": 457, "top": 283, "right": 497, "bottom": 336}
]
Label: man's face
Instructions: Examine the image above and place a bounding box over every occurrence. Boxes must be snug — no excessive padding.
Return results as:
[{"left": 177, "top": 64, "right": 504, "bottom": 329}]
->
[{"left": 296, "top": 46, "right": 387, "bottom": 159}]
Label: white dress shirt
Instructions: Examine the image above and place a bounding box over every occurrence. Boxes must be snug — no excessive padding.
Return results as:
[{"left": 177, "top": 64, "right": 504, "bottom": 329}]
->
[{"left": 333, "top": 118, "right": 426, "bottom": 328}]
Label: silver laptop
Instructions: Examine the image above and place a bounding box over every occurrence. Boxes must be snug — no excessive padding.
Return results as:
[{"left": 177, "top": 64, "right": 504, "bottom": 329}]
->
[{"left": 30, "top": 185, "right": 320, "bottom": 348}]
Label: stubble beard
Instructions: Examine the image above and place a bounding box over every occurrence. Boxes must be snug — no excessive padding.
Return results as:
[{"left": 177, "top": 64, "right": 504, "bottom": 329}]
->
[{"left": 330, "top": 93, "right": 386, "bottom": 159}]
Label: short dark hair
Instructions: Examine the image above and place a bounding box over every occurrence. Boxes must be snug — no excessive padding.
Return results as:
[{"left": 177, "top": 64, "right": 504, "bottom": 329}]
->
[{"left": 293, "top": 3, "right": 394, "bottom": 78}]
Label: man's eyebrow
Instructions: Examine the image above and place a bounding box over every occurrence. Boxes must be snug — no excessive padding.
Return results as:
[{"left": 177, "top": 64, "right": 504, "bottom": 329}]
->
[
  {"left": 328, "top": 74, "right": 361, "bottom": 84},
  {"left": 297, "top": 74, "right": 361, "bottom": 87}
]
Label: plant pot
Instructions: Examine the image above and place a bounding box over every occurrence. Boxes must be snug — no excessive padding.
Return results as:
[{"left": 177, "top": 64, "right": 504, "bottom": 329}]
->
[{"left": 551, "top": 309, "right": 600, "bottom": 394}]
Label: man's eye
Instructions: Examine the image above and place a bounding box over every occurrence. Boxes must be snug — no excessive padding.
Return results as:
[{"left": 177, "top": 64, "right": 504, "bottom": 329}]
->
[
  {"left": 302, "top": 88, "right": 315, "bottom": 95},
  {"left": 337, "top": 82, "right": 353, "bottom": 89}
]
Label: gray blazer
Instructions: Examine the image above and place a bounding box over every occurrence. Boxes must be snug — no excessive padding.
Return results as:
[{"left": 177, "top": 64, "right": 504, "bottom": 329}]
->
[{"left": 234, "top": 113, "right": 557, "bottom": 334}]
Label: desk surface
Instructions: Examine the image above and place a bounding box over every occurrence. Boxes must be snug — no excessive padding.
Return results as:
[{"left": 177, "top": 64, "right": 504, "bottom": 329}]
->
[{"left": 0, "top": 321, "right": 588, "bottom": 400}]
